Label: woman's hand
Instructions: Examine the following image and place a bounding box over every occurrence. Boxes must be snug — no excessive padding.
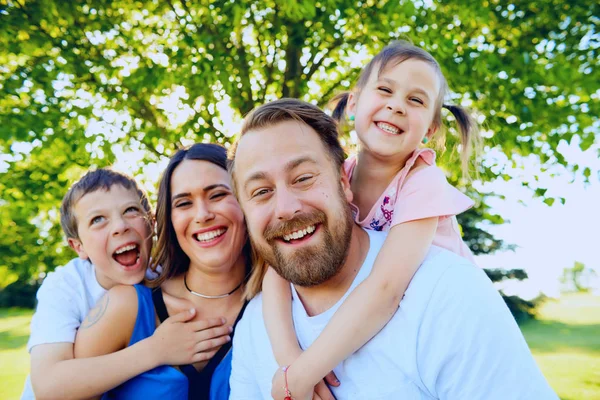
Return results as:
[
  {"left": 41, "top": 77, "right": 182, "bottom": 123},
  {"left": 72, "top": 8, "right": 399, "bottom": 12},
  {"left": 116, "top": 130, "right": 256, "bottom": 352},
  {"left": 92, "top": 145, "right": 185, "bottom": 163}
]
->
[
  {"left": 271, "top": 365, "right": 339, "bottom": 400},
  {"left": 150, "top": 309, "right": 232, "bottom": 366}
]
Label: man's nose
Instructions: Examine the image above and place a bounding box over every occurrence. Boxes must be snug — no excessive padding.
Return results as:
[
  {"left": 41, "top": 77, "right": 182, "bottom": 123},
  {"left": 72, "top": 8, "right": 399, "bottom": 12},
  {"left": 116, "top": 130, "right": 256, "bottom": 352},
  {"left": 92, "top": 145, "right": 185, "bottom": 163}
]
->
[{"left": 274, "top": 186, "right": 302, "bottom": 221}]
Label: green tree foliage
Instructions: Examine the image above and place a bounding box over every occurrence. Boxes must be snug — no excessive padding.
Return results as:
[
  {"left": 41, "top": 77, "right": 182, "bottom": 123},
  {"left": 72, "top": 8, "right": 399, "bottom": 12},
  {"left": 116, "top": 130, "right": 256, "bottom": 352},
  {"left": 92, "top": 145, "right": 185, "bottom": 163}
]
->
[
  {"left": 484, "top": 268, "right": 542, "bottom": 323},
  {"left": 560, "top": 261, "right": 597, "bottom": 293},
  {"left": 0, "top": 0, "right": 598, "bottom": 282}
]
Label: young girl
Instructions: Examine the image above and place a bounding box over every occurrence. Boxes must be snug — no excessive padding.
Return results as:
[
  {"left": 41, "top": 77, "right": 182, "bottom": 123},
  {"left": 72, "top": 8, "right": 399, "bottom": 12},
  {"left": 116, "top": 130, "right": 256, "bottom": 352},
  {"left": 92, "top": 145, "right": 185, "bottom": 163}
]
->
[{"left": 265, "top": 41, "right": 481, "bottom": 399}]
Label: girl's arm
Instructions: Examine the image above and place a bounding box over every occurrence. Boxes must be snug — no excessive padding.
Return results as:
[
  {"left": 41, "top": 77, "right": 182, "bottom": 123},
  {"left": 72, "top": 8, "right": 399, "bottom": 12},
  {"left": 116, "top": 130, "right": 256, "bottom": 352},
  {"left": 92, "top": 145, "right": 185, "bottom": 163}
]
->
[
  {"left": 277, "top": 217, "right": 438, "bottom": 399},
  {"left": 262, "top": 266, "right": 303, "bottom": 366}
]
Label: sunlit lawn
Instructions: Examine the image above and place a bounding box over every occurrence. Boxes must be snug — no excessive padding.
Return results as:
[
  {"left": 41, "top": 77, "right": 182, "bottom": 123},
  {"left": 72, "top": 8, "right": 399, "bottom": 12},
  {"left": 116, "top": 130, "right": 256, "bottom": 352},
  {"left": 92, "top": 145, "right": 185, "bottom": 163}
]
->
[
  {"left": 0, "top": 294, "right": 598, "bottom": 399},
  {"left": 521, "top": 293, "right": 600, "bottom": 400},
  {"left": 0, "top": 308, "right": 33, "bottom": 400}
]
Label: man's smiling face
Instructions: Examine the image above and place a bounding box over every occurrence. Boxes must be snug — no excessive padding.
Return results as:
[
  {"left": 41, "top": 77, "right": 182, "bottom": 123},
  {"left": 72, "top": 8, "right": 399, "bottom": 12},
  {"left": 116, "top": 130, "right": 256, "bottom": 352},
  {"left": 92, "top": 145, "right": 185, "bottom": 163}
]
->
[{"left": 233, "top": 119, "right": 354, "bottom": 286}]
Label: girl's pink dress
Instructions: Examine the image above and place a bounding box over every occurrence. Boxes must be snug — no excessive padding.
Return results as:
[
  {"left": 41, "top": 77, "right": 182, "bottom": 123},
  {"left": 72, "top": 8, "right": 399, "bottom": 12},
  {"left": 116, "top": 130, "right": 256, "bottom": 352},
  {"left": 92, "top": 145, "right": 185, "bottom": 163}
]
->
[{"left": 345, "top": 148, "right": 476, "bottom": 263}]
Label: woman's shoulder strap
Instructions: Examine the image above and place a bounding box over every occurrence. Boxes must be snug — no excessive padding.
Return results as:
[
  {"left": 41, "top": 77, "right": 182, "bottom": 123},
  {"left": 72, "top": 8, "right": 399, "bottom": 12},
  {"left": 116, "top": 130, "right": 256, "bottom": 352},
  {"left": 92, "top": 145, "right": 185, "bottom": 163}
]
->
[{"left": 151, "top": 287, "right": 170, "bottom": 323}]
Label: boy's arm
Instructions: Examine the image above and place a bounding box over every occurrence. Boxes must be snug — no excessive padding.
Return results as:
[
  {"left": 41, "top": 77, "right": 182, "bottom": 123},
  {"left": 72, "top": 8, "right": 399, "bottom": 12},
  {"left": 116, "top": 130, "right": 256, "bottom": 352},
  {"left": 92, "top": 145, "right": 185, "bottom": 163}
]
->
[
  {"left": 29, "top": 286, "right": 154, "bottom": 400},
  {"left": 277, "top": 217, "right": 438, "bottom": 399},
  {"left": 262, "top": 266, "right": 303, "bottom": 366},
  {"left": 30, "top": 340, "right": 162, "bottom": 400},
  {"left": 32, "top": 285, "right": 230, "bottom": 400}
]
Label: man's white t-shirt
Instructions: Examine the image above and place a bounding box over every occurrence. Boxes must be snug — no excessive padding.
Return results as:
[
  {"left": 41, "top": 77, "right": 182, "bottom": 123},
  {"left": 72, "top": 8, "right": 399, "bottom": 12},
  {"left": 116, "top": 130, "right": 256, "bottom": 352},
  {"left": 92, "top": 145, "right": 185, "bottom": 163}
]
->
[
  {"left": 230, "top": 229, "right": 557, "bottom": 399},
  {"left": 21, "top": 258, "right": 106, "bottom": 400}
]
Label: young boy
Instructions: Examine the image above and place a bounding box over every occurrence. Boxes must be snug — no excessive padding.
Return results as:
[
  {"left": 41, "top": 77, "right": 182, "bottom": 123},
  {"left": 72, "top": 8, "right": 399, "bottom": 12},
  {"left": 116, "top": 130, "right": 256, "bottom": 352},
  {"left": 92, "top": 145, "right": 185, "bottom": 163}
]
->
[{"left": 22, "top": 168, "right": 226, "bottom": 399}]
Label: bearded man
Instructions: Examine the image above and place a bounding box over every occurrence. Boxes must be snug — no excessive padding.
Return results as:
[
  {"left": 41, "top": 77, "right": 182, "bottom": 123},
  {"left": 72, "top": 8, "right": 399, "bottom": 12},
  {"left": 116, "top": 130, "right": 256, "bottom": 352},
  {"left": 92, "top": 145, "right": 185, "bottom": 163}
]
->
[{"left": 228, "top": 98, "right": 556, "bottom": 400}]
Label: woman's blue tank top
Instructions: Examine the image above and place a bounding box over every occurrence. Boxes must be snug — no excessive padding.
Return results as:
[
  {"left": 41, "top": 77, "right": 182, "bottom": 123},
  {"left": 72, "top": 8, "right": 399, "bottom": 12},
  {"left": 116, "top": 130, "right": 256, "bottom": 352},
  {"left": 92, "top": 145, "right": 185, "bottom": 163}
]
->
[{"left": 102, "top": 284, "right": 189, "bottom": 399}]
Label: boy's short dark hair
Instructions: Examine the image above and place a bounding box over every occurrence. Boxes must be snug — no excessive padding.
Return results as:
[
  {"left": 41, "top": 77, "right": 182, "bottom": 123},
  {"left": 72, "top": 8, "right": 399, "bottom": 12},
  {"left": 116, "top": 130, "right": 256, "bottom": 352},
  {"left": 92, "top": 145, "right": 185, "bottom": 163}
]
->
[{"left": 60, "top": 168, "right": 151, "bottom": 240}]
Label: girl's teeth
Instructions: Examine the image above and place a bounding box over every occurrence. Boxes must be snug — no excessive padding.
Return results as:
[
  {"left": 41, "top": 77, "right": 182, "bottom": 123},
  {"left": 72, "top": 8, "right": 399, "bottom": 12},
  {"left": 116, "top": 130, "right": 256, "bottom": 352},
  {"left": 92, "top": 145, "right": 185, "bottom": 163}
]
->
[{"left": 377, "top": 122, "right": 400, "bottom": 134}]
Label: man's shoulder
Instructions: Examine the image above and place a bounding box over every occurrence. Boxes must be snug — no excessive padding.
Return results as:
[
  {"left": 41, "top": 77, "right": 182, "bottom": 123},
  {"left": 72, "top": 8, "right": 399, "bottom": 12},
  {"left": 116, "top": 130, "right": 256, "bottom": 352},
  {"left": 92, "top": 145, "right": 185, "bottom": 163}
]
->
[
  {"left": 404, "top": 246, "right": 490, "bottom": 310},
  {"left": 420, "top": 246, "right": 482, "bottom": 282}
]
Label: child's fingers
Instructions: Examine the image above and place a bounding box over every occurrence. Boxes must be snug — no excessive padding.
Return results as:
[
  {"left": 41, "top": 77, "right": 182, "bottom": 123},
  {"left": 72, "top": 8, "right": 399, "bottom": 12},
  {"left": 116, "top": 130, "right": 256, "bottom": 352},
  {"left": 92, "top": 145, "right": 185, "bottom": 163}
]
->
[
  {"left": 194, "top": 334, "right": 231, "bottom": 353},
  {"left": 188, "top": 317, "right": 227, "bottom": 331},
  {"left": 165, "top": 308, "right": 196, "bottom": 323},
  {"left": 314, "top": 380, "right": 336, "bottom": 400},
  {"left": 194, "top": 324, "right": 232, "bottom": 342},
  {"left": 324, "top": 370, "right": 340, "bottom": 387},
  {"left": 191, "top": 348, "right": 219, "bottom": 363}
]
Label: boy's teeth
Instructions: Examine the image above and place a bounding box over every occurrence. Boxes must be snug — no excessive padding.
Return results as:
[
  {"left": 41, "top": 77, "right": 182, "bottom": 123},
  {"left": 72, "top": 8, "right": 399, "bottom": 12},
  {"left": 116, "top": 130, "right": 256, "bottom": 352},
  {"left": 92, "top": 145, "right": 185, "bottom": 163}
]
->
[
  {"left": 195, "top": 228, "right": 226, "bottom": 242},
  {"left": 283, "top": 225, "right": 316, "bottom": 242},
  {"left": 377, "top": 122, "right": 400, "bottom": 134},
  {"left": 115, "top": 244, "right": 137, "bottom": 254}
]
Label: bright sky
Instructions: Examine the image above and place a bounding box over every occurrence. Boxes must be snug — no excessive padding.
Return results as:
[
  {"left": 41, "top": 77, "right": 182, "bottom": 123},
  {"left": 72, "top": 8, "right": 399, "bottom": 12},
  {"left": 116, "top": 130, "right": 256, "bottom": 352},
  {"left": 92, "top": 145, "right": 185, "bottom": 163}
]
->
[{"left": 474, "top": 141, "right": 600, "bottom": 299}]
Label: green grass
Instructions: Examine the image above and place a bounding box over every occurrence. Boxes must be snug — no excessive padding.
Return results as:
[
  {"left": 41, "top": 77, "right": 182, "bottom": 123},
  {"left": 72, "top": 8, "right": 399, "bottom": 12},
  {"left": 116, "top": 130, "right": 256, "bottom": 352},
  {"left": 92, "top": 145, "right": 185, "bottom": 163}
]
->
[
  {"left": 521, "top": 293, "right": 600, "bottom": 400},
  {"left": 0, "top": 308, "right": 33, "bottom": 400},
  {"left": 0, "top": 295, "right": 598, "bottom": 399}
]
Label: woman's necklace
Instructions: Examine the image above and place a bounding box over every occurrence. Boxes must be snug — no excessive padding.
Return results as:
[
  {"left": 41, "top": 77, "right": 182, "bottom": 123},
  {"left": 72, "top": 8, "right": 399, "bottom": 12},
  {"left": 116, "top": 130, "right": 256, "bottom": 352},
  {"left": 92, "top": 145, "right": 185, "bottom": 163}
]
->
[{"left": 183, "top": 272, "right": 248, "bottom": 299}]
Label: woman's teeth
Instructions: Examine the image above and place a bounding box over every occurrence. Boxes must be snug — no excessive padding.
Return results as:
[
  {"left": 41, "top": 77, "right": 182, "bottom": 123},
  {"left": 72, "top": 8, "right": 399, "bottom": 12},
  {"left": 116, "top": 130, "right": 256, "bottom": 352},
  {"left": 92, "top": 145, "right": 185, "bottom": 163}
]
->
[
  {"left": 194, "top": 228, "right": 226, "bottom": 242},
  {"left": 283, "top": 225, "right": 316, "bottom": 242}
]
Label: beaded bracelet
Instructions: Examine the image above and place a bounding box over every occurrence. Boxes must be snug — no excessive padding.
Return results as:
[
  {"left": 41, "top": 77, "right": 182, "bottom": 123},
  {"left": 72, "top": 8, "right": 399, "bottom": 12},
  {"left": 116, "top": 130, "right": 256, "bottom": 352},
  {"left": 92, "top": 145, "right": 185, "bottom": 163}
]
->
[{"left": 282, "top": 365, "right": 293, "bottom": 400}]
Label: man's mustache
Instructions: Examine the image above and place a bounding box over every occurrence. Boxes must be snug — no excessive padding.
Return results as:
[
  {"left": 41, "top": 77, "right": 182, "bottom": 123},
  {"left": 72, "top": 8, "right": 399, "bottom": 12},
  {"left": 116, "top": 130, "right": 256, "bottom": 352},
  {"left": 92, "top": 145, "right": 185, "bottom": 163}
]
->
[{"left": 263, "top": 210, "right": 326, "bottom": 242}]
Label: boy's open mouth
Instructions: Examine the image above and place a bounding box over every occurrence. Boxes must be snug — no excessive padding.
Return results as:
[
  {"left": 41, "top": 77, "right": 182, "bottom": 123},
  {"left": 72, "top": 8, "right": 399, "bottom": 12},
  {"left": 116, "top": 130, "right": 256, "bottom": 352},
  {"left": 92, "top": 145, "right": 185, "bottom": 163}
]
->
[{"left": 112, "top": 243, "right": 140, "bottom": 267}]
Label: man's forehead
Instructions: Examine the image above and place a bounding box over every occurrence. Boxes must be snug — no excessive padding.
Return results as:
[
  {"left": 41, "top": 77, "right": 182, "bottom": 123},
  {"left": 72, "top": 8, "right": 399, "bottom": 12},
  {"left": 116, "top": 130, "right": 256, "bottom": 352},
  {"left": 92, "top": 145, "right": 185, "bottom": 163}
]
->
[{"left": 234, "top": 120, "right": 327, "bottom": 177}]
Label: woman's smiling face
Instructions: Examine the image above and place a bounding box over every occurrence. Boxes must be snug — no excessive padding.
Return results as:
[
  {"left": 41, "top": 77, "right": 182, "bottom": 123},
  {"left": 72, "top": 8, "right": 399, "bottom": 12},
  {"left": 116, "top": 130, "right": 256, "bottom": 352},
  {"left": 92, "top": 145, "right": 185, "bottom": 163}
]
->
[{"left": 170, "top": 159, "right": 247, "bottom": 273}]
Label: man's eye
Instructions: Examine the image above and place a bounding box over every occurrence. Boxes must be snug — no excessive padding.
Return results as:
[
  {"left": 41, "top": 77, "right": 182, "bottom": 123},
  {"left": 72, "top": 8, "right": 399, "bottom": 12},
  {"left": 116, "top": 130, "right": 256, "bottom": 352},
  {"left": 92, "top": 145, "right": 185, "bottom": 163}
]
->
[
  {"left": 295, "top": 175, "right": 313, "bottom": 184},
  {"left": 251, "top": 189, "right": 270, "bottom": 199}
]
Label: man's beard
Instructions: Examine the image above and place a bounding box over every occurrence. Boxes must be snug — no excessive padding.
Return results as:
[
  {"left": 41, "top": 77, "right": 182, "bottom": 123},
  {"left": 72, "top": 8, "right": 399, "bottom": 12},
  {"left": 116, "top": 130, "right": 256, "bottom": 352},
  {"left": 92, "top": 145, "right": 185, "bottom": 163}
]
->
[{"left": 251, "top": 189, "right": 353, "bottom": 287}]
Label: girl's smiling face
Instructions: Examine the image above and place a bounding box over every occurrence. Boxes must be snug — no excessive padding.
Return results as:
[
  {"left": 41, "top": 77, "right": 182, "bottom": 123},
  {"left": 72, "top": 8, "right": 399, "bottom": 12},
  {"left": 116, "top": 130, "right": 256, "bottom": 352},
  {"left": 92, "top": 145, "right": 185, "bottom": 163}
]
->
[
  {"left": 348, "top": 58, "right": 441, "bottom": 163},
  {"left": 169, "top": 159, "right": 247, "bottom": 274}
]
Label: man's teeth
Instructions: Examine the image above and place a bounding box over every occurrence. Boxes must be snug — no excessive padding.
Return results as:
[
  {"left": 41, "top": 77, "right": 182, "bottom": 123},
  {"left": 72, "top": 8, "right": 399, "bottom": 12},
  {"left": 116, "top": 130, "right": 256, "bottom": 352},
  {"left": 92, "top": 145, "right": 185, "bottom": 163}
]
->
[
  {"left": 114, "top": 244, "right": 137, "bottom": 254},
  {"left": 283, "top": 225, "right": 316, "bottom": 242},
  {"left": 377, "top": 122, "right": 400, "bottom": 134},
  {"left": 195, "top": 228, "right": 226, "bottom": 242}
]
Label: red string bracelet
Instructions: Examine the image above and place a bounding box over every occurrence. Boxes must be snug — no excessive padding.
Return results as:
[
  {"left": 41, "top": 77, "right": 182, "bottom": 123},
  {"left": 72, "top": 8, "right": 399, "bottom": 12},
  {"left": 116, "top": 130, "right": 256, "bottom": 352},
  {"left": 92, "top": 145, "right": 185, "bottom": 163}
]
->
[{"left": 282, "top": 365, "right": 292, "bottom": 400}]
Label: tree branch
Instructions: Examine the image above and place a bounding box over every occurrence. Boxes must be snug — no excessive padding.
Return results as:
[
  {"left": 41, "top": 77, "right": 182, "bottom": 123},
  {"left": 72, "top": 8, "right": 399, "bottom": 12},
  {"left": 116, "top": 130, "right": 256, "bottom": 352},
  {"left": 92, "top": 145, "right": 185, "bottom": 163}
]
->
[{"left": 304, "top": 37, "right": 344, "bottom": 82}]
